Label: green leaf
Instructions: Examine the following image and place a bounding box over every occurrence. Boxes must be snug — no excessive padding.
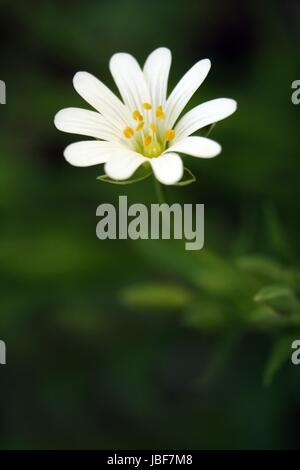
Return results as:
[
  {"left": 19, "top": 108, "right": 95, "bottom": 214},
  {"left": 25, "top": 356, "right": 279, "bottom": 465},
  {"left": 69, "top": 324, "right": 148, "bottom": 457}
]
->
[
  {"left": 263, "top": 335, "right": 295, "bottom": 386},
  {"left": 254, "top": 285, "right": 298, "bottom": 312},
  {"left": 135, "top": 241, "right": 248, "bottom": 296},
  {"left": 120, "top": 282, "right": 193, "bottom": 311},
  {"left": 236, "top": 255, "right": 292, "bottom": 283},
  {"left": 247, "top": 305, "right": 285, "bottom": 329},
  {"left": 97, "top": 163, "right": 152, "bottom": 185},
  {"left": 175, "top": 167, "right": 196, "bottom": 186}
]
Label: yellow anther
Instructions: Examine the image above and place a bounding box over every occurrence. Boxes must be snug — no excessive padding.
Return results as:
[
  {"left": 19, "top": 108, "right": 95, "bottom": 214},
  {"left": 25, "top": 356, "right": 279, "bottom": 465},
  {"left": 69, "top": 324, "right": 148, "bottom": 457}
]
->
[
  {"left": 144, "top": 135, "right": 152, "bottom": 146},
  {"left": 156, "top": 105, "right": 165, "bottom": 120},
  {"left": 136, "top": 121, "right": 144, "bottom": 132},
  {"left": 150, "top": 122, "right": 157, "bottom": 133},
  {"left": 143, "top": 102, "right": 152, "bottom": 110},
  {"left": 132, "top": 110, "right": 143, "bottom": 121},
  {"left": 165, "top": 129, "right": 176, "bottom": 141},
  {"left": 123, "top": 126, "right": 134, "bottom": 139}
]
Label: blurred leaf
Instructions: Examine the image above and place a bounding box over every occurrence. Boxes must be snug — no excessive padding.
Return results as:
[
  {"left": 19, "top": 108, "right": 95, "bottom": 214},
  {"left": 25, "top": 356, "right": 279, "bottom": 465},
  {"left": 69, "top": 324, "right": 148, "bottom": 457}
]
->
[
  {"left": 254, "top": 285, "right": 298, "bottom": 312},
  {"left": 175, "top": 167, "right": 196, "bottom": 186},
  {"left": 263, "top": 203, "right": 291, "bottom": 260},
  {"left": 136, "top": 241, "right": 256, "bottom": 300},
  {"left": 263, "top": 335, "right": 295, "bottom": 386},
  {"left": 184, "top": 301, "right": 226, "bottom": 330},
  {"left": 192, "top": 251, "right": 252, "bottom": 298},
  {"left": 236, "top": 255, "right": 293, "bottom": 284},
  {"left": 97, "top": 163, "right": 152, "bottom": 185},
  {"left": 120, "top": 282, "right": 193, "bottom": 310},
  {"left": 247, "top": 305, "right": 285, "bottom": 329}
]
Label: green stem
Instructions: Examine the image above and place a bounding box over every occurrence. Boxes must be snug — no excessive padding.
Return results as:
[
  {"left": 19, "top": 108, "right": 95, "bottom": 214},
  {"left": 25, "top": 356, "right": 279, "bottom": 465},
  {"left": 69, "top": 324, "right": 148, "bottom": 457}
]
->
[
  {"left": 205, "top": 123, "right": 216, "bottom": 137},
  {"left": 153, "top": 176, "right": 165, "bottom": 204}
]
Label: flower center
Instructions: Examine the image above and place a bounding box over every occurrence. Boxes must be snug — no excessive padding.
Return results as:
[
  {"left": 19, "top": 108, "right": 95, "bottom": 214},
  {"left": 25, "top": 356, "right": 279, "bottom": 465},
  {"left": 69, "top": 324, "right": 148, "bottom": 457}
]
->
[
  {"left": 123, "top": 103, "right": 175, "bottom": 158},
  {"left": 143, "top": 140, "right": 163, "bottom": 158}
]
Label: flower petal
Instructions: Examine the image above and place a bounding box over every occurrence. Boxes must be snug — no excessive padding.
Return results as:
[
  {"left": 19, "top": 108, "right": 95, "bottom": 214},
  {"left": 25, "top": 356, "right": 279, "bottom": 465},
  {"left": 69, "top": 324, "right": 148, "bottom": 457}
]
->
[
  {"left": 109, "top": 53, "right": 151, "bottom": 111},
  {"left": 73, "top": 72, "right": 131, "bottom": 128},
  {"left": 64, "top": 141, "right": 124, "bottom": 167},
  {"left": 165, "top": 59, "right": 211, "bottom": 129},
  {"left": 143, "top": 47, "right": 172, "bottom": 109},
  {"left": 164, "top": 136, "right": 221, "bottom": 158},
  {"left": 104, "top": 150, "right": 147, "bottom": 180},
  {"left": 54, "top": 108, "right": 123, "bottom": 143},
  {"left": 174, "top": 98, "right": 237, "bottom": 142},
  {"left": 150, "top": 153, "right": 183, "bottom": 185}
]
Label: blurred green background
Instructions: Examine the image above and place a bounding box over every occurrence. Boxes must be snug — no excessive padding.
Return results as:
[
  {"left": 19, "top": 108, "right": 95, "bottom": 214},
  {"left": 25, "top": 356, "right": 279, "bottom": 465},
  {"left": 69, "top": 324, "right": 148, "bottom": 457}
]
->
[{"left": 1, "top": 0, "right": 300, "bottom": 450}]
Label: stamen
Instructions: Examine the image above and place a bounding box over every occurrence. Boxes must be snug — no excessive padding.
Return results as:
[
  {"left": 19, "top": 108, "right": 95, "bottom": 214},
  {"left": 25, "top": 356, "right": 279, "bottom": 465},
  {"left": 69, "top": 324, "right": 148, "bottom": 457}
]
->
[
  {"left": 144, "top": 135, "right": 152, "bottom": 146},
  {"left": 150, "top": 122, "right": 157, "bottom": 133},
  {"left": 132, "top": 110, "right": 143, "bottom": 121},
  {"left": 136, "top": 121, "right": 144, "bottom": 132},
  {"left": 165, "top": 129, "right": 176, "bottom": 141},
  {"left": 123, "top": 126, "right": 134, "bottom": 139},
  {"left": 156, "top": 105, "right": 165, "bottom": 120},
  {"left": 143, "top": 102, "right": 152, "bottom": 110}
]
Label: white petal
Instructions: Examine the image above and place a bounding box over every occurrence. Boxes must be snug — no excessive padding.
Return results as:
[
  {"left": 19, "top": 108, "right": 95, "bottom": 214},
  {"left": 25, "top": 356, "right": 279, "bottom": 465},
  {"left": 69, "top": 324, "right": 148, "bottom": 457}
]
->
[
  {"left": 73, "top": 72, "right": 131, "bottom": 128},
  {"left": 174, "top": 98, "right": 237, "bottom": 142},
  {"left": 109, "top": 53, "right": 151, "bottom": 111},
  {"left": 165, "top": 59, "right": 211, "bottom": 129},
  {"left": 54, "top": 108, "right": 123, "bottom": 143},
  {"left": 143, "top": 47, "right": 171, "bottom": 109},
  {"left": 164, "top": 136, "right": 221, "bottom": 158},
  {"left": 64, "top": 141, "right": 124, "bottom": 167},
  {"left": 151, "top": 153, "right": 183, "bottom": 185},
  {"left": 104, "top": 150, "right": 147, "bottom": 180}
]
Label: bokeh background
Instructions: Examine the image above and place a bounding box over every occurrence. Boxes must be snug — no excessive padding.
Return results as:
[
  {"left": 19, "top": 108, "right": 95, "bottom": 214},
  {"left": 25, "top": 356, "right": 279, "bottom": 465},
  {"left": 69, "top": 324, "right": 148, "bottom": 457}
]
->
[{"left": 1, "top": 0, "right": 300, "bottom": 450}]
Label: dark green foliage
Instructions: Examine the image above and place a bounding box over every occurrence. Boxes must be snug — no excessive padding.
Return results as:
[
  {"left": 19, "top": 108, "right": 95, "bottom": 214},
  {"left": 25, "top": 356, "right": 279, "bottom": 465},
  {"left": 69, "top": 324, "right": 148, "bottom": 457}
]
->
[{"left": 0, "top": 0, "right": 300, "bottom": 450}]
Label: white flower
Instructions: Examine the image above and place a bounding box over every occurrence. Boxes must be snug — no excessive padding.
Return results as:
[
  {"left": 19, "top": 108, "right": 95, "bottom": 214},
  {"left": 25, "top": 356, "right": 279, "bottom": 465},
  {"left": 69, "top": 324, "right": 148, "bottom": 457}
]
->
[{"left": 54, "top": 47, "right": 237, "bottom": 185}]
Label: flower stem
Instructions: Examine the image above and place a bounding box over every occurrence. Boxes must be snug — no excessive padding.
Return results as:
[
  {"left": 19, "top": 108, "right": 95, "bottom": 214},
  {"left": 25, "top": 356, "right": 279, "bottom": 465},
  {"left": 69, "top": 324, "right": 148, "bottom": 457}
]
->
[{"left": 153, "top": 176, "right": 165, "bottom": 204}]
